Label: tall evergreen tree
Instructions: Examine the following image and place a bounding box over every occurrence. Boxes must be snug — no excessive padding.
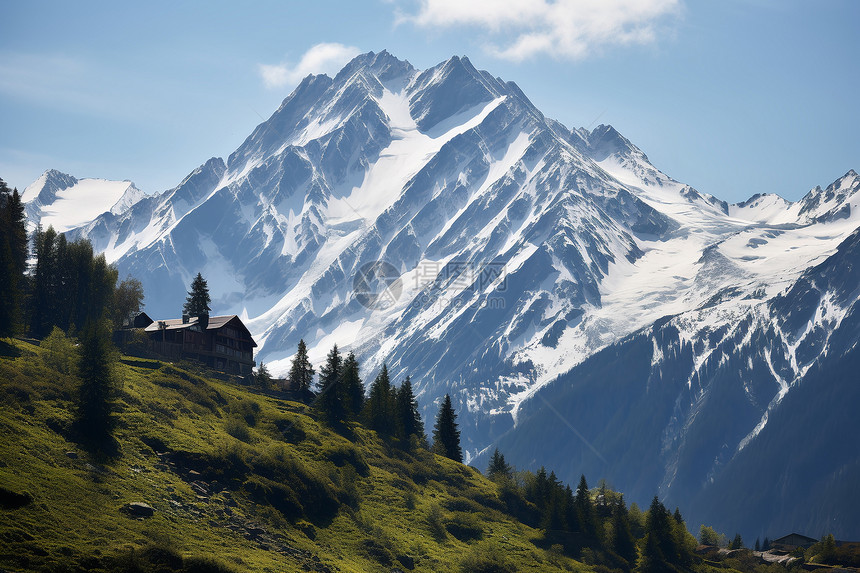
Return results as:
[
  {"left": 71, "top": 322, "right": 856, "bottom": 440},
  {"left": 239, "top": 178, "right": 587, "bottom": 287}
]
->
[
  {"left": 0, "top": 181, "right": 27, "bottom": 338},
  {"left": 563, "top": 484, "right": 579, "bottom": 534},
  {"left": 635, "top": 530, "right": 665, "bottom": 573},
  {"left": 76, "top": 321, "right": 117, "bottom": 447},
  {"left": 183, "top": 272, "right": 211, "bottom": 317},
  {"left": 29, "top": 226, "right": 59, "bottom": 337},
  {"left": 487, "top": 448, "right": 512, "bottom": 481},
  {"left": 27, "top": 229, "right": 118, "bottom": 337},
  {"left": 288, "top": 339, "right": 315, "bottom": 393},
  {"left": 610, "top": 497, "right": 638, "bottom": 566},
  {"left": 364, "top": 363, "right": 394, "bottom": 435},
  {"left": 575, "top": 474, "right": 598, "bottom": 542},
  {"left": 432, "top": 394, "right": 462, "bottom": 462},
  {"left": 254, "top": 362, "right": 273, "bottom": 389},
  {"left": 395, "top": 376, "right": 423, "bottom": 441},
  {"left": 729, "top": 533, "right": 744, "bottom": 550},
  {"left": 642, "top": 495, "right": 686, "bottom": 569},
  {"left": 540, "top": 470, "right": 565, "bottom": 532},
  {"left": 340, "top": 351, "right": 364, "bottom": 417},
  {"left": 315, "top": 344, "right": 345, "bottom": 422}
]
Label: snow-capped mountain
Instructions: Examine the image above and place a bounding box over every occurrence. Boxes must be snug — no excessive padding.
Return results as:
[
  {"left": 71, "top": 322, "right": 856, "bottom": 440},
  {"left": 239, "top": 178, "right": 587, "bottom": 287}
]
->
[
  {"left": 491, "top": 220, "right": 860, "bottom": 540},
  {"left": 23, "top": 169, "right": 146, "bottom": 233},
  {"left": 30, "top": 50, "right": 859, "bottom": 537}
]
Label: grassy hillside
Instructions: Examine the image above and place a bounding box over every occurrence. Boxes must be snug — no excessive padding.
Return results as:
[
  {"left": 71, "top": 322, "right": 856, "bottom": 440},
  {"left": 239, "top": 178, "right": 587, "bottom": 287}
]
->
[{"left": 0, "top": 338, "right": 594, "bottom": 573}]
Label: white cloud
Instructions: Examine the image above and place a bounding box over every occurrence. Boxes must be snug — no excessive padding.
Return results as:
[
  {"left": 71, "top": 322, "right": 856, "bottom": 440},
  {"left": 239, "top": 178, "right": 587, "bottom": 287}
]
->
[
  {"left": 258, "top": 43, "right": 362, "bottom": 89},
  {"left": 397, "top": 0, "right": 681, "bottom": 61}
]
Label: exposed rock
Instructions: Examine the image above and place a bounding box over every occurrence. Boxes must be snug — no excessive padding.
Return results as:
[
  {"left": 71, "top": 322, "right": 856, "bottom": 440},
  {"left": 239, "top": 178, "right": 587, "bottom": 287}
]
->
[
  {"left": 396, "top": 553, "right": 415, "bottom": 569},
  {"left": 121, "top": 502, "right": 155, "bottom": 517},
  {"left": 0, "top": 487, "right": 33, "bottom": 509}
]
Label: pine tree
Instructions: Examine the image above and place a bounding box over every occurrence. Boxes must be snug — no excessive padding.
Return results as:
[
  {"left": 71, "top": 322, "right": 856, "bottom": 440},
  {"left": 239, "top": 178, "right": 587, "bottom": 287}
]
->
[
  {"left": 431, "top": 394, "right": 462, "bottom": 462},
  {"left": 315, "top": 344, "right": 345, "bottom": 422},
  {"left": 76, "top": 321, "right": 117, "bottom": 447},
  {"left": 487, "top": 448, "right": 512, "bottom": 481},
  {"left": 635, "top": 530, "right": 665, "bottom": 573},
  {"left": 29, "top": 226, "right": 59, "bottom": 337},
  {"left": 754, "top": 538, "right": 761, "bottom": 552},
  {"left": 563, "top": 484, "right": 579, "bottom": 533},
  {"left": 395, "top": 376, "right": 423, "bottom": 442},
  {"left": 288, "top": 339, "right": 315, "bottom": 393},
  {"left": 610, "top": 498, "right": 638, "bottom": 566},
  {"left": 729, "top": 533, "right": 744, "bottom": 550},
  {"left": 364, "top": 364, "right": 394, "bottom": 435},
  {"left": 642, "top": 495, "right": 690, "bottom": 569},
  {"left": 254, "top": 362, "right": 273, "bottom": 389},
  {"left": 0, "top": 181, "right": 27, "bottom": 338},
  {"left": 183, "top": 272, "right": 211, "bottom": 317},
  {"left": 762, "top": 536, "right": 771, "bottom": 551},
  {"left": 575, "top": 474, "right": 597, "bottom": 542},
  {"left": 540, "top": 470, "right": 565, "bottom": 532},
  {"left": 0, "top": 236, "right": 16, "bottom": 338},
  {"left": 340, "top": 351, "right": 364, "bottom": 417}
]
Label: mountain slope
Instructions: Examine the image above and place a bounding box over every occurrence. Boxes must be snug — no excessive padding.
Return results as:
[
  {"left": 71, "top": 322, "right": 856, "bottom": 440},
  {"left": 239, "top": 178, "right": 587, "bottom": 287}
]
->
[
  {"left": 28, "top": 51, "right": 860, "bottom": 537},
  {"left": 491, "top": 224, "right": 860, "bottom": 541},
  {"left": 23, "top": 169, "right": 146, "bottom": 233},
  {"left": 0, "top": 339, "right": 595, "bottom": 573}
]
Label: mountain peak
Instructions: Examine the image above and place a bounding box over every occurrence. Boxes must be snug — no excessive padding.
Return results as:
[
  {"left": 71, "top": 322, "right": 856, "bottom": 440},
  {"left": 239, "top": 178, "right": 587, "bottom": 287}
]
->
[
  {"left": 407, "top": 54, "right": 507, "bottom": 131},
  {"left": 334, "top": 50, "right": 414, "bottom": 86},
  {"left": 22, "top": 169, "right": 78, "bottom": 204}
]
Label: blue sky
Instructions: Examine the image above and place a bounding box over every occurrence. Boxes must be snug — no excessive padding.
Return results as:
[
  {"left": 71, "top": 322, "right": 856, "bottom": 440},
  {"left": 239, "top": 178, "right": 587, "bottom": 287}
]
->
[{"left": 1, "top": 0, "right": 857, "bottom": 203}]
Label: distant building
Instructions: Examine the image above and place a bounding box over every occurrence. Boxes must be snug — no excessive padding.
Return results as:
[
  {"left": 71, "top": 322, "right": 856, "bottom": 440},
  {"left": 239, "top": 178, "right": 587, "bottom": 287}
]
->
[
  {"left": 129, "top": 311, "right": 153, "bottom": 329},
  {"left": 139, "top": 313, "right": 257, "bottom": 375},
  {"left": 771, "top": 533, "right": 818, "bottom": 551}
]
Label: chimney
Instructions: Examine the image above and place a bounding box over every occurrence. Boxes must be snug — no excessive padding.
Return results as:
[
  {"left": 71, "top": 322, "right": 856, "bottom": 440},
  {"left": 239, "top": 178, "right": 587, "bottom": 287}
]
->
[
  {"left": 182, "top": 314, "right": 189, "bottom": 324},
  {"left": 198, "top": 313, "right": 209, "bottom": 329}
]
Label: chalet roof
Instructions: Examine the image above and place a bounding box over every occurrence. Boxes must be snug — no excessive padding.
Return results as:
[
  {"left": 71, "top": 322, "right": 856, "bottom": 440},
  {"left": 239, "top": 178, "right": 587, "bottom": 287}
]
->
[
  {"left": 772, "top": 533, "right": 818, "bottom": 545},
  {"left": 144, "top": 314, "right": 257, "bottom": 347}
]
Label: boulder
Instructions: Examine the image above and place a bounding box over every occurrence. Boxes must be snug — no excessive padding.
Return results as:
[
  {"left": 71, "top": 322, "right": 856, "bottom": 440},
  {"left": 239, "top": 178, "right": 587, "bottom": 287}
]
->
[{"left": 121, "top": 502, "right": 155, "bottom": 517}]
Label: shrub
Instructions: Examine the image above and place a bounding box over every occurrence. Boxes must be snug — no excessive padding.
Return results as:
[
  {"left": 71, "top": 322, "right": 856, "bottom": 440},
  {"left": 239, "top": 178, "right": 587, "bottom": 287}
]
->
[
  {"left": 183, "top": 556, "right": 238, "bottom": 573},
  {"left": 322, "top": 443, "right": 369, "bottom": 475},
  {"left": 41, "top": 326, "right": 77, "bottom": 374},
  {"left": 243, "top": 475, "right": 303, "bottom": 520},
  {"left": 360, "top": 538, "right": 394, "bottom": 566},
  {"left": 426, "top": 504, "right": 447, "bottom": 541},
  {"left": 444, "top": 495, "right": 483, "bottom": 513},
  {"left": 228, "top": 398, "right": 260, "bottom": 426},
  {"left": 458, "top": 542, "right": 516, "bottom": 573},
  {"left": 224, "top": 417, "right": 251, "bottom": 442},
  {"left": 445, "top": 511, "right": 483, "bottom": 541}
]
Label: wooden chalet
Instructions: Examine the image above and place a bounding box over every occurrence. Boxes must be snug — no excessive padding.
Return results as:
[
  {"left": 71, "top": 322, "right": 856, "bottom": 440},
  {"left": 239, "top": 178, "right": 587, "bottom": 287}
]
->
[
  {"left": 771, "top": 533, "right": 818, "bottom": 551},
  {"left": 139, "top": 313, "right": 257, "bottom": 375}
]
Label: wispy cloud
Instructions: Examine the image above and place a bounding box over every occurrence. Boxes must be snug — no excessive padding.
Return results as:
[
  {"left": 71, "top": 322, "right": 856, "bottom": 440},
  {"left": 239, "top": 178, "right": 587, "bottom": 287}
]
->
[
  {"left": 258, "top": 43, "right": 361, "bottom": 89},
  {"left": 0, "top": 51, "right": 166, "bottom": 123},
  {"left": 0, "top": 52, "right": 99, "bottom": 111},
  {"left": 396, "top": 0, "right": 681, "bottom": 61}
]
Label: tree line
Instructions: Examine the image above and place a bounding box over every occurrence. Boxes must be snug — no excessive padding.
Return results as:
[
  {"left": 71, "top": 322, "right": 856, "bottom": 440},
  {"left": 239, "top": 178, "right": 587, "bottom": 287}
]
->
[
  {"left": 1, "top": 178, "right": 145, "bottom": 452},
  {"left": 0, "top": 180, "right": 144, "bottom": 341},
  {"left": 275, "top": 339, "right": 463, "bottom": 462},
  {"left": 484, "top": 448, "right": 697, "bottom": 572}
]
